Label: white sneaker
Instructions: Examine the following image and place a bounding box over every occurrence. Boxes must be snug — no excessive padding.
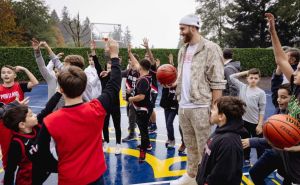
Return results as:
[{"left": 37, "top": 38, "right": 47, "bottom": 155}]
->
[
  {"left": 103, "top": 142, "right": 108, "bottom": 152},
  {"left": 115, "top": 144, "right": 122, "bottom": 155},
  {"left": 170, "top": 173, "right": 197, "bottom": 185}
]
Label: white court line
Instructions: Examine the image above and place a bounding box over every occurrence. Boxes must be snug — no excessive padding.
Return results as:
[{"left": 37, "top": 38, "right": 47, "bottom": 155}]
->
[{"left": 130, "top": 172, "right": 250, "bottom": 185}]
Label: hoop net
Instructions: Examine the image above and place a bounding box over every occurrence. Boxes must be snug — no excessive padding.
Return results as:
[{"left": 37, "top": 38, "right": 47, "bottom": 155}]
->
[{"left": 90, "top": 23, "right": 122, "bottom": 44}]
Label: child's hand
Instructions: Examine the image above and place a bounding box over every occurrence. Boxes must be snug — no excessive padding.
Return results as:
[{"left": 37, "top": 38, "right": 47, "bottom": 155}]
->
[
  {"left": 31, "top": 38, "right": 40, "bottom": 50},
  {"left": 16, "top": 96, "right": 30, "bottom": 106},
  {"left": 15, "top": 66, "right": 26, "bottom": 72},
  {"left": 39, "top": 41, "right": 49, "bottom": 48},
  {"left": 141, "top": 38, "right": 149, "bottom": 48},
  {"left": 106, "top": 39, "right": 119, "bottom": 58},
  {"left": 284, "top": 145, "right": 300, "bottom": 152},
  {"left": 100, "top": 71, "right": 109, "bottom": 78},
  {"left": 241, "top": 138, "right": 250, "bottom": 149},
  {"left": 57, "top": 52, "right": 64, "bottom": 59},
  {"left": 256, "top": 124, "right": 263, "bottom": 135}
]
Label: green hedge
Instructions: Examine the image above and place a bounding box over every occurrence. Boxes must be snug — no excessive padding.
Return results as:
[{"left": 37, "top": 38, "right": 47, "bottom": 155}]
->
[{"left": 0, "top": 47, "right": 275, "bottom": 81}]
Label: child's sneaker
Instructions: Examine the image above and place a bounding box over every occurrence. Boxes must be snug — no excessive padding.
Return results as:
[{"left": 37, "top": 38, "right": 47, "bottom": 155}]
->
[
  {"left": 115, "top": 144, "right": 122, "bottom": 155},
  {"left": 122, "top": 133, "right": 137, "bottom": 142},
  {"left": 148, "top": 124, "right": 157, "bottom": 134},
  {"left": 137, "top": 144, "right": 152, "bottom": 151},
  {"left": 178, "top": 143, "right": 186, "bottom": 153},
  {"left": 167, "top": 140, "right": 175, "bottom": 149},
  {"left": 139, "top": 149, "right": 146, "bottom": 162}
]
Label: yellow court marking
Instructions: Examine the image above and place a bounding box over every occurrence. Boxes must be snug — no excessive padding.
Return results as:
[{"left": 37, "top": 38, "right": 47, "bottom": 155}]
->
[
  {"left": 272, "top": 179, "right": 281, "bottom": 185},
  {"left": 0, "top": 168, "right": 3, "bottom": 173},
  {"left": 242, "top": 175, "right": 255, "bottom": 185},
  {"left": 106, "top": 147, "right": 187, "bottom": 178}
]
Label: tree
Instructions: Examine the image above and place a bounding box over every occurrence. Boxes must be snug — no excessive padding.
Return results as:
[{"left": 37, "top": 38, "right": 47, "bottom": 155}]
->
[
  {"left": 196, "top": 0, "right": 229, "bottom": 47},
  {"left": 59, "top": 6, "right": 73, "bottom": 45},
  {"left": 61, "top": 12, "right": 91, "bottom": 47},
  {"left": 0, "top": 0, "right": 23, "bottom": 46},
  {"left": 12, "top": 0, "right": 55, "bottom": 45},
  {"left": 122, "top": 26, "right": 132, "bottom": 48},
  {"left": 50, "top": 10, "right": 64, "bottom": 47}
]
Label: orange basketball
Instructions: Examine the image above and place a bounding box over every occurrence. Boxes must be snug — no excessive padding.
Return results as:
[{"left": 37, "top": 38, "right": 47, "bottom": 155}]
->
[
  {"left": 263, "top": 114, "right": 300, "bottom": 149},
  {"left": 156, "top": 64, "right": 177, "bottom": 85}
]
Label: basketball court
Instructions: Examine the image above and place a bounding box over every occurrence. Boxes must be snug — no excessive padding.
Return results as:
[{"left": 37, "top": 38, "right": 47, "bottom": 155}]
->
[{"left": 0, "top": 83, "right": 282, "bottom": 185}]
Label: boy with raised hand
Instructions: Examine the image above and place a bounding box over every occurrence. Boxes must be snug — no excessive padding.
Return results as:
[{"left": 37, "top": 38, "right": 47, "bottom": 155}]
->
[
  {"left": 266, "top": 12, "right": 300, "bottom": 184},
  {"left": 0, "top": 65, "right": 39, "bottom": 171},
  {"left": 196, "top": 96, "right": 245, "bottom": 185},
  {"left": 33, "top": 39, "right": 121, "bottom": 185},
  {"left": 3, "top": 92, "right": 62, "bottom": 185},
  {"left": 229, "top": 68, "right": 267, "bottom": 165},
  {"left": 141, "top": 38, "right": 158, "bottom": 134}
]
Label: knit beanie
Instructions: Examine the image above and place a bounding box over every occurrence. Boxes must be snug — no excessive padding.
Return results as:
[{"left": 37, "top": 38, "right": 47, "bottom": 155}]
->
[{"left": 179, "top": 14, "right": 200, "bottom": 28}]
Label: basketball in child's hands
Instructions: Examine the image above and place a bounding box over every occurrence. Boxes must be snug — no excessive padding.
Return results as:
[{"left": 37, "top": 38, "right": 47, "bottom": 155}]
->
[
  {"left": 263, "top": 114, "right": 300, "bottom": 149},
  {"left": 156, "top": 64, "right": 177, "bottom": 85}
]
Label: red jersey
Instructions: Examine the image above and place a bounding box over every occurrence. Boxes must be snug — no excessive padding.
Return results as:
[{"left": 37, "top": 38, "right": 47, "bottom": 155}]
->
[
  {"left": 0, "top": 82, "right": 30, "bottom": 169},
  {"left": 44, "top": 99, "right": 107, "bottom": 185}
]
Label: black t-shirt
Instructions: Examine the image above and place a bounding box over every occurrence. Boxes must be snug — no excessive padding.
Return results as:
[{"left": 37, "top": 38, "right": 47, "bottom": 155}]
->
[
  {"left": 125, "top": 69, "right": 140, "bottom": 101},
  {"left": 159, "top": 86, "right": 178, "bottom": 110},
  {"left": 133, "top": 75, "right": 151, "bottom": 111},
  {"left": 149, "top": 64, "right": 158, "bottom": 93},
  {"left": 20, "top": 82, "right": 32, "bottom": 93}
]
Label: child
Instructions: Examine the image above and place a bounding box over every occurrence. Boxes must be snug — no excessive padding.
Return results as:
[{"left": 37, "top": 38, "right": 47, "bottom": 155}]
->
[
  {"left": 128, "top": 59, "right": 153, "bottom": 162},
  {"left": 242, "top": 83, "right": 292, "bottom": 184},
  {"left": 33, "top": 39, "right": 121, "bottom": 185},
  {"left": 90, "top": 41, "right": 122, "bottom": 154},
  {"left": 230, "top": 68, "right": 267, "bottom": 164},
  {"left": 196, "top": 96, "right": 245, "bottom": 185},
  {"left": 0, "top": 65, "right": 38, "bottom": 171},
  {"left": 159, "top": 54, "right": 185, "bottom": 151},
  {"left": 84, "top": 54, "right": 102, "bottom": 99},
  {"left": 3, "top": 91, "right": 61, "bottom": 185},
  {"left": 266, "top": 12, "right": 300, "bottom": 184},
  {"left": 121, "top": 52, "right": 140, "bottom": 142}
]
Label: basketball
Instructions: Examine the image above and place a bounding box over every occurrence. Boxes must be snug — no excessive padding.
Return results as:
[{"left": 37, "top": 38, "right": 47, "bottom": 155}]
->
[
  {"left": 263, "top": 114, "right": 300, "bottom": 149},
  {"left": 156, "top": 64, "right": 177, "bottom": 85}
]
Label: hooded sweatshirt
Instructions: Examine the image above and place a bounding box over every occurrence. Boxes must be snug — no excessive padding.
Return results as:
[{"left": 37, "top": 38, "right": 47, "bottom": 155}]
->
[
  {"left": 223, "top": 60, "right": 241, "bottom": 96},
  {"left": 196, "top": 118, "right": 243, "bottom": 185}
]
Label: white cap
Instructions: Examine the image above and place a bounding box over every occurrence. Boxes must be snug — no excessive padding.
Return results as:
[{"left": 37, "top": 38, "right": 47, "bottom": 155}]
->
[{"left": 179, "top": 14, "right": 200, "bottom": 28}]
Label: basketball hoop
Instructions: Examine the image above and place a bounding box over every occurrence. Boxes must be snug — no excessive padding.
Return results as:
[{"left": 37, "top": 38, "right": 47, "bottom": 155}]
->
[{"left": 90, "top": 23, "right": 122, "bottom": 45}]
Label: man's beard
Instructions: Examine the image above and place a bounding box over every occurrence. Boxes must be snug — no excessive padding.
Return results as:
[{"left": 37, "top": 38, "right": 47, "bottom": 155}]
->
[{"left": 182, "top": 32, "right": 192, "bottom": 43}]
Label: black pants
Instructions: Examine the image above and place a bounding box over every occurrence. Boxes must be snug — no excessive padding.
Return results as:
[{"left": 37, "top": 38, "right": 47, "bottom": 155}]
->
[
  {"left": 126, "top": 103, "right": 137, "bottom": 134},
  {"left": 164, "top": 108, "right": 177, "bottom": 141},
  {"left": 136, "top": 109, "right": 152, "bottom": 150},
  {"left": 243, "top": 120, "right": 264, "bottom": 160},
  {"left": 103, "top": 105, "right": 121, "bottom": 144},
  {"left": 249, "top": 149, "right": 291, "bottom": 185}
]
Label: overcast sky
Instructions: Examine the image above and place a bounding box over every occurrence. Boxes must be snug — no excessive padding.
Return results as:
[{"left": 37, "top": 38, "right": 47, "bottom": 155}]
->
[{"left": 45, "top": 0, "right": 197, "bottom": 48}]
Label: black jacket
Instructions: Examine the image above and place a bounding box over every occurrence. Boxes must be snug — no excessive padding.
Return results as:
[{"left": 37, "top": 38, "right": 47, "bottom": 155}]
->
[{"left": 196, "top": 119, "right": 244, "bottom": 185}]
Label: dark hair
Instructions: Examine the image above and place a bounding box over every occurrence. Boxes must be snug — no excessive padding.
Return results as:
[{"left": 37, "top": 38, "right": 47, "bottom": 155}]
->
[
  {"left": 1, "top": 65, "right": 15, "bottom": 72},
  {"left": 215, "top": 96, "right": 246, "bottom": 120},
  {"left": 88, "top": 54, "right": 93, "bottom": 58},
  {"left": 286, "top": 48, "right": 300, "bottom": 64},
  {"left": 3, "top": 105, "right": 28, "bottom": 132},
  {"left": 278, "top": 83, "right": 292, "bottom": 95},
  {"left": 248, "top": 68, "right": 261, "bottom": 77},
  {"left": 58, "top": 66, "right": 87, "bottom": 98},
  {"left": 139, "top": 59, "right": 151, "bottom": 71},
  {"left": 64, "top": 55, "right": 85, "bottom": 69},
  {"left": 223, "top": 48, "right": 233, "bottom": 59}
]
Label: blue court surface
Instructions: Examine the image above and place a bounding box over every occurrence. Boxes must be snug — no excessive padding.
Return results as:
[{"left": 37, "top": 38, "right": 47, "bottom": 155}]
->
[{"left": 0, "top": 84, "right": 282, "bottom": 185}]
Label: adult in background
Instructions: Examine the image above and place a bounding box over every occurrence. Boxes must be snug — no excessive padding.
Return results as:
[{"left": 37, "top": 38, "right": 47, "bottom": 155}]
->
[
  {"left": 171, "top": 14, "right": 226, "bottom": 185},
  {"left": 223, "top": 48, "right": 241, "bottom": 96}
]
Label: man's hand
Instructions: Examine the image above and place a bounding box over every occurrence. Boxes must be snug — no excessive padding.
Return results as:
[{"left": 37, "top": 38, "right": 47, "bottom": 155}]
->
[
  {"left": 265, "top": 13, "right": 276, "bottom": 34},
  {"left": 106, "top": 39, "right": 119, "bottom": 58},
  {"left": 31, "top": 38, "right": 40, "bottom": 51},
  {"left": 141, "top": 38, "right": 149, "bottom": 48},
  {"left": 241, "top": 138, "right": 250, "bottom": 149}
]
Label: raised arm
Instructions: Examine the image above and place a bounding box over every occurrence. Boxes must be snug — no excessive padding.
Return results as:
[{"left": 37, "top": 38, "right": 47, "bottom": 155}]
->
[
  {"left": 15, "top": 66, "right": 39, "bottom": 89},
  {"left": 40, "top": 41, "right": 64, "bottom": 71},
  {"left": 141, "top": 38, "right": 155, "bottom": 65},
  {"left": 97, "top": 39, "right": 121, "bottom": 111},
  {"left": 128, "top": 45, "right": 140, "bottom": 70},
  {"left": 90, "top": 41, "right": 104, "bottom": 80},
  {"left": 265, "top": 13, "right": 294, "bottom": 81},
  {"left": 32, "top": 39, "right": 56, "bottom": 83},
  {"left": 37, "top": 92, "right": 62, "bottom": 124}
]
